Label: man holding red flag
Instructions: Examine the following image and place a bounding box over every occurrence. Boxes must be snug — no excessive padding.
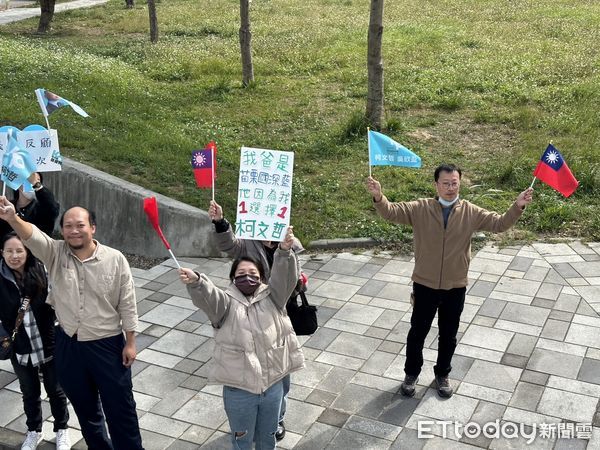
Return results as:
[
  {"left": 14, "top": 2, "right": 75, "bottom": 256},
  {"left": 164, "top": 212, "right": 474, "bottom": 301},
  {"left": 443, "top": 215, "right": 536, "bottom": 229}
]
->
[{"left": 0, "top": 198, "right": 144, "bottom": 450}]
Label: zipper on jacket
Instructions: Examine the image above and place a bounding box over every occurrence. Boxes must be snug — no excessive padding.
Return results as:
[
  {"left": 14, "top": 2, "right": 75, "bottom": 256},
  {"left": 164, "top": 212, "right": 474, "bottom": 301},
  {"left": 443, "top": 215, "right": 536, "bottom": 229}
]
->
[
  {"left": 437, "top": 202, "right": 457, "bottom": 289},
  {"left": 438, "top": 227, "right": 446, "bottom": 289}
]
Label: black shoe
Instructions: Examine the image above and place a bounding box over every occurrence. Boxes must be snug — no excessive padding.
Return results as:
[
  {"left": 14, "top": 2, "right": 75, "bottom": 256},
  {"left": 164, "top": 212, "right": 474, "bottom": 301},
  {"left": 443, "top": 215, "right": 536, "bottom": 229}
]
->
[
  {"left": 400, "top": 374, "right": 418, "bottom": 397},
  {"left": 435, "top": 375, "right": 453, "bottom": 398},
  {"left": 275, "top": 421, "right": 285, "bottom": 441}
]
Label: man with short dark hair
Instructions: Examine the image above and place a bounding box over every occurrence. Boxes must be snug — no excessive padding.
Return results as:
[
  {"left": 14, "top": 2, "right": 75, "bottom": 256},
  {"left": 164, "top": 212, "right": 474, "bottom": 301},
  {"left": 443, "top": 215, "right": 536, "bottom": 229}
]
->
[
  {"left": 0, "top": 199, "right": 144, "bottom": 450},
  {"left": 367, "top": 164, "right": 533, "bottom": 398}
]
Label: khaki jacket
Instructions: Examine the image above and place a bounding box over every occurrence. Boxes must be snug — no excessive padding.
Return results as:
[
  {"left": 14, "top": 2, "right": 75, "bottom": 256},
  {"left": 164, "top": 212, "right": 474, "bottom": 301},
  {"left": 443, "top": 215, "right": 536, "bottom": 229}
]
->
[
  {"left": 186, "top": 248, "right": 305, "bottom": 394},
  {"left": 374, "top": 196, "right": 524, "bottom": 290}
]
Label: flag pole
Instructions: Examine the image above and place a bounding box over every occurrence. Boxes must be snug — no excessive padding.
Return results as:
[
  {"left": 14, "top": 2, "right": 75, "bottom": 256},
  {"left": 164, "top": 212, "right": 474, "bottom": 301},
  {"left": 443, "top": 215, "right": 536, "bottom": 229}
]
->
[
  {"left": 530, "top": 139, "right": 553, "bottom": 190},
  {"left": 367, "top": 127, "right": 372, "bottom": 178},
  {"left": 43, "top": 115, "right": 51, "bottom": 131},
  {"left": 211, "top": 146, "right": 215, "bottom": 202},
  {"left": 1, "top": 183, "right": 5, "bottom": 197},
  {"left": 529, "top": 177, "right": 536, "bottom": 189},
  {"left": 168, "top": 249, "right": 181, "bottom": 269}
]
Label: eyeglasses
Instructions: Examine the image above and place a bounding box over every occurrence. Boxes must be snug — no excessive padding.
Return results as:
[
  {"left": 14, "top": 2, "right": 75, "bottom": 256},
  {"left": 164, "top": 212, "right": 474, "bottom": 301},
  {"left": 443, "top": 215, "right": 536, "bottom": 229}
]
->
[
  {"left": 2, "top": 249, "right": 25, "bottom": 255},
  {"left": 438, "top": 182, "right": 460, "bottom": 190}
]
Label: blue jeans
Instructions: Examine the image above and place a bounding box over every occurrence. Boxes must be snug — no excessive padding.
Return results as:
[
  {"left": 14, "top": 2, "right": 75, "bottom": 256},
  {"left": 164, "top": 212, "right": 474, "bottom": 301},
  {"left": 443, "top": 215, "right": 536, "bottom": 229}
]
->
[
  {"left": 279, "top": 374, "right": 290, "bottom": 423},
  {"left": 223, "top": 381, "right": 283, "bottom": 450}
]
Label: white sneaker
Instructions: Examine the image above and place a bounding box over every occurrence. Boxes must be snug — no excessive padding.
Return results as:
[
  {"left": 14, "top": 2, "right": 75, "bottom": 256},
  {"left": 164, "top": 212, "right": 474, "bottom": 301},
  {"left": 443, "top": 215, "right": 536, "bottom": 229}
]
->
[
  {"left": 21, "top": 430, "right": 43, "bottom": 450},
  {"left": 56, "top": 429, "right": 71, "bottom": 450}
]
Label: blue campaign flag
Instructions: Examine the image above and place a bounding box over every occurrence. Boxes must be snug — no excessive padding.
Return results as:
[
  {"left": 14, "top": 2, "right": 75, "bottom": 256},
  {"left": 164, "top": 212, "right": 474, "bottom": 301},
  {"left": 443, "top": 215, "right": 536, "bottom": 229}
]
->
[
  {"left": 1, "top": 135, "right": 37, "bottom": 190},
  {"left": 35, "top": 88, "right": 89, "bottom": 118},
  {"left": 368, "top": 130, "right": 421, "bottom": 168}
]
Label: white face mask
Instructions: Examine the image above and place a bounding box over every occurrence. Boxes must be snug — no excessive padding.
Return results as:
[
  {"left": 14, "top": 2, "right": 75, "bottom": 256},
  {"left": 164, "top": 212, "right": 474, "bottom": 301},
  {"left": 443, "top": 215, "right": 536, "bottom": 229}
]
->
[
  {"left": 20, "top": 190, "right": 36, "bottom": 201},
  {"left": 439, "top": 196, "right": 459, "bottom": 207}
]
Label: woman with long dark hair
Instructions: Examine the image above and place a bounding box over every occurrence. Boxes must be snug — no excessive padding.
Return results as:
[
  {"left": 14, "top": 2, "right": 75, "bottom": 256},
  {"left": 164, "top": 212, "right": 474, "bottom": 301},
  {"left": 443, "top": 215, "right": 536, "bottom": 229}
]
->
[{"left": 0, "top": 232, "right": 70, "bottom": 450}]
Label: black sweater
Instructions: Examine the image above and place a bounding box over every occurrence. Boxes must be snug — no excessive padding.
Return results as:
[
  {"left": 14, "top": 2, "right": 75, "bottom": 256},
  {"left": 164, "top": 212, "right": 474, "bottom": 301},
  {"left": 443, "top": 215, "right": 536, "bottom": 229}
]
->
[{"left": 0, "top": 186, "right": 60, "bottom": 239}]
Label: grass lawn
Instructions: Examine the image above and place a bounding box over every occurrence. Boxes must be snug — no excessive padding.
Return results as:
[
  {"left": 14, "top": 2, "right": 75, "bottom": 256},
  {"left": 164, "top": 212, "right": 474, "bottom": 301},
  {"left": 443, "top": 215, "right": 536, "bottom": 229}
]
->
[{"left": 1, "top": 0, "right": 599, "bottom": 246}]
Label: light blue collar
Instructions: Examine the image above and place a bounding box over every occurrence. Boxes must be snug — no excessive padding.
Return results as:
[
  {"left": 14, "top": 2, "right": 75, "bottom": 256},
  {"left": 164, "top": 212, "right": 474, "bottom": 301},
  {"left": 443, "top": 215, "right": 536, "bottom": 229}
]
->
[{"left": 438, "top": 196, "right": 459, "bottom": 207}]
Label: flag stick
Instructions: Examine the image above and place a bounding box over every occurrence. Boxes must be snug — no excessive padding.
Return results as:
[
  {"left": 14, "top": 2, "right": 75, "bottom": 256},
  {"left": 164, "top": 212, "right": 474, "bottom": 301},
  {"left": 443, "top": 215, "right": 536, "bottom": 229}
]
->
[
  {"left": 529, "top": 177, "right": 537, "bottom": 189},
  {"left": 1, "top": 183, "right": 5, "bottom": 197},
  {"left": 211, "top": 146, "right": 215, "bottom": 202},
  {"left": 367, "top": 127, "right": 372, "bottom": 178},
  {"left": 168, "top": 249, "right": 182, "bottom": 269},
  {"left": 43, "top": 115, "right": 51, "bottom": 131}
]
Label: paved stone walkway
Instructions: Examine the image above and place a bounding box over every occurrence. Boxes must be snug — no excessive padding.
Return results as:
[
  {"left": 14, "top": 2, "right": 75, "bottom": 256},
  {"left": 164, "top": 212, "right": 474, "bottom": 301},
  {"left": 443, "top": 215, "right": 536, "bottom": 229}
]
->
[
  {"left": 0, "top": 0, "right": 107, "bottom": 25},
  {"left": 2, "top": 241, "right": 600, "bottom": 449}
]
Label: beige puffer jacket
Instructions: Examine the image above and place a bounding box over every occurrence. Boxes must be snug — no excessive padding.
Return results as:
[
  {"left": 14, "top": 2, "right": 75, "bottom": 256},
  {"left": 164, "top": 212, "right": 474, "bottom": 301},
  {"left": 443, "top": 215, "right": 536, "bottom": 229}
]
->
[{"left": 186, "top": 248, "right": 305, "bottom": 394}]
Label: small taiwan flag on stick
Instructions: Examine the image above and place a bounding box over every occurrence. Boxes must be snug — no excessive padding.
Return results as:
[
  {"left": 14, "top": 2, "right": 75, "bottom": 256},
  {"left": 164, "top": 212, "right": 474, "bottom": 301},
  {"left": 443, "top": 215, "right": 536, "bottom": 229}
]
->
[
  {"left": 531, "top": 144, "right": 579, "bottom": 197},
  {"left": 191, "top": 141, "right": 217, "bottom": 199}
]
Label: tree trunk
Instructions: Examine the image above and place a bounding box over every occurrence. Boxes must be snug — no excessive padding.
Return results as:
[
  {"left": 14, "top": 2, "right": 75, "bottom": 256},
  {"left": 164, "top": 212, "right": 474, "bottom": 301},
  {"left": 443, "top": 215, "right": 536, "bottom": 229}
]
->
[
  {"left": 239, "top": 0, "right": 254, "bottom": 86},
  {"left": 37, "top": 0, "right": 55, "bottom": 33},
  {"left": 366, "top": 0, "right": 384, "bottom": 130},
  {"left": 148, "top": 0, "right": 158, "bottom": 43}
]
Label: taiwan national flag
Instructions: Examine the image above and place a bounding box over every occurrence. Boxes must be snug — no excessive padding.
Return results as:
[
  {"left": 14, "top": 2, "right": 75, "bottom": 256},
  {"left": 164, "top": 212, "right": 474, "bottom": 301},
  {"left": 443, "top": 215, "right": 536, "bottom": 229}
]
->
[
  {"left": 533, "top": 144, "right": 578, "bottom": 197},
  {"left": 368, "top": 130, "right": 421, "bottom": 168},
  {"left": 191, "top": 141, "right": 216, "bottom": 188}
]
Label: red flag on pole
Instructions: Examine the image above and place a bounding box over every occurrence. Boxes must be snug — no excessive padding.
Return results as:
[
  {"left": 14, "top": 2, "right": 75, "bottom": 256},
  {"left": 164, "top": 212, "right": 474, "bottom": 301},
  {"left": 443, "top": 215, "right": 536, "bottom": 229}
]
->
[
  {"left": 143, "top": 196, "right": 171, "bottom": 249},
  {"left": 191, "top": 141, "right": 217, "bottom": 188},
  {"left": 533, "top": 144, "right": 579, "bottom": 197},
  {"left": 143, "top": 197, "right": 181, "bottom": 268}
]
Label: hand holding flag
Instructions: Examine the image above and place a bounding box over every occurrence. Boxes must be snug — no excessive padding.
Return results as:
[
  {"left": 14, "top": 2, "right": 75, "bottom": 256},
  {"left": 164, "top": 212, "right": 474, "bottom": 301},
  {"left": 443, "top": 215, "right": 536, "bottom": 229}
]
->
[
  {"left": 366, "top": 176, "right": 383, "bottom": 202},
  {"left": 143, "top": 196, "right": 181, "bottom": 268},
  {"left": 532, "top": 144, "right": 578, "bottom": 197}
]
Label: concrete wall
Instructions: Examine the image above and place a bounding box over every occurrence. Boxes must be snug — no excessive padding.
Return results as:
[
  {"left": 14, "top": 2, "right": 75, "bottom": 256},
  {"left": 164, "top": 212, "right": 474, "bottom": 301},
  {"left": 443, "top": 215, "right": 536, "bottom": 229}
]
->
[{"left": 42, "top": 158, "right": 221, "bottom": 258}]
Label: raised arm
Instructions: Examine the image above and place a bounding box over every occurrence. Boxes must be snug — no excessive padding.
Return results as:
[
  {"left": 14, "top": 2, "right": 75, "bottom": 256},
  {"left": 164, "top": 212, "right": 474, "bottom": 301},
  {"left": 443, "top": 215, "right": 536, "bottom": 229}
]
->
[
  {"left": 366, "top": 178, "right": 416, "bottom": 226},
  {"left": 0, "top": 196, "right": 61, "bottom": 268},
  {"left": 268, "top": 227, "right": 300, "bottom": 309},
  {"left": 0, "top": 197, "right": 33, "bottom": 239},
  {"left": 209, "top": 200, "right": 248, "bottom": 258},
  {"left": 28, "top": 173, "right": 60, "bottom": 234},
  {"left": 179, "top": 268, "right": 231, "bottom": 327},
  {"left": 475, "top": 188, "right": 533, "bottom": 232}
]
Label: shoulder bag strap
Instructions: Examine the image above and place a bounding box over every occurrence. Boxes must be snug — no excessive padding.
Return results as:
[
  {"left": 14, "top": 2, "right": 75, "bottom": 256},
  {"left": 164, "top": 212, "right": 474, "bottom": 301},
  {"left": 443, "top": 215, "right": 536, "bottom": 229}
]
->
[
  {"left": 298, "top": 291, "right": 310, "bottom": 307},
  {"left": 10, "top": 297, "right": 31, "bottom": 341}
]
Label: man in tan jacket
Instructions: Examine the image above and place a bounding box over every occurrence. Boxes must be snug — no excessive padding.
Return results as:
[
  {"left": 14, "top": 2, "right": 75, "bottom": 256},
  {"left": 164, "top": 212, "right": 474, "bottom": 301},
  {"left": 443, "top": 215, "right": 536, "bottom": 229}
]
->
[{"left": 367, "top": 164, "right": 533, "bottom": 398}]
